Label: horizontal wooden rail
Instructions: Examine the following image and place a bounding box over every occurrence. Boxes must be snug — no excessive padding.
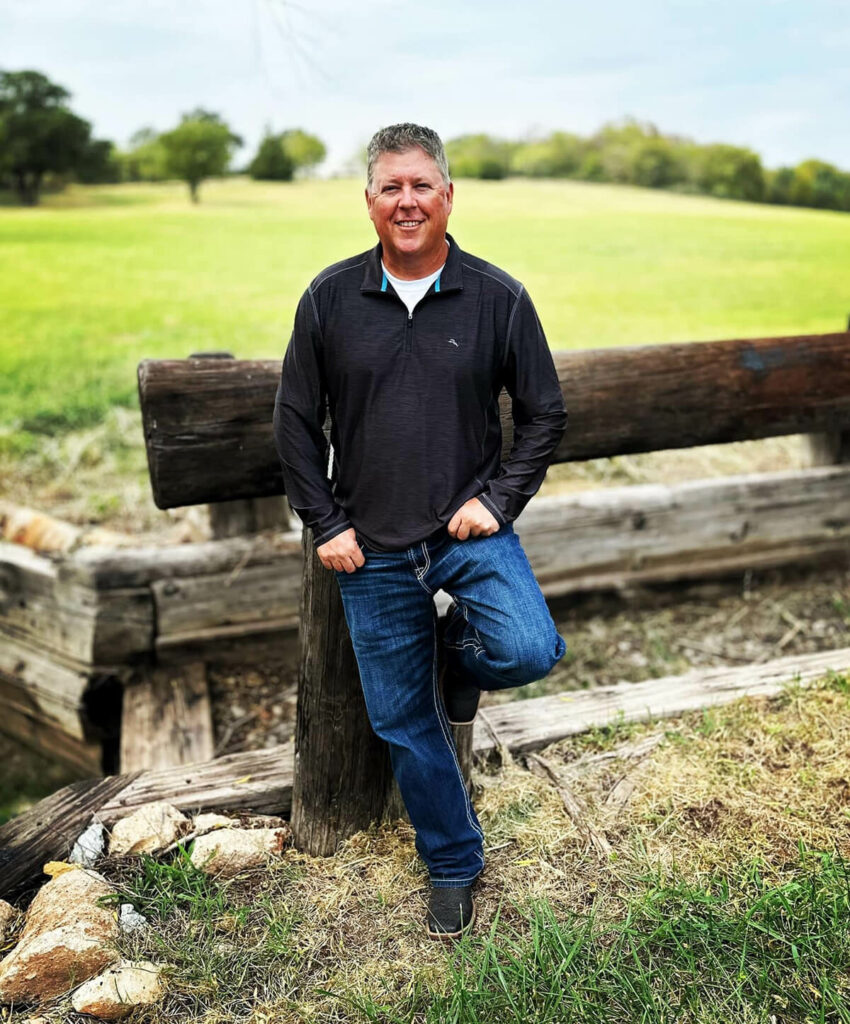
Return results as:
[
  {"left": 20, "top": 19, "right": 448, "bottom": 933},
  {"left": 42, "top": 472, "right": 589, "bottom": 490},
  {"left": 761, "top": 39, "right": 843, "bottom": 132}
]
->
[{"left": 138, "top": 332, "right": 850, "bottom": 508}]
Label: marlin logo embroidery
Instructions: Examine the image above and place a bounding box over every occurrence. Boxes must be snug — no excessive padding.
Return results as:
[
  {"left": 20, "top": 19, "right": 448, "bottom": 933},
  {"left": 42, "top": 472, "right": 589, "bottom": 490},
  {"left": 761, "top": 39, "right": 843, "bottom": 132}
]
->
[{"left": 447, "top": 338, "right": 459, "bottom": 347}]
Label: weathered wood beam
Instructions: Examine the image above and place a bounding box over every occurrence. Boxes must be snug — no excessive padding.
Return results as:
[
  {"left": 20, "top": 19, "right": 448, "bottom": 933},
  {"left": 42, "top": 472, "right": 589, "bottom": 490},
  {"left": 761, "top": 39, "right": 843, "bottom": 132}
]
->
[
  {"left": 4, "top": 646, "right": 849, "bottom": 904},
  {"left": 119, "top": 662, "right": 215, "bottom": 773},
  {"left": 138, "top": 332, "right": 850, "bottom": 508}
]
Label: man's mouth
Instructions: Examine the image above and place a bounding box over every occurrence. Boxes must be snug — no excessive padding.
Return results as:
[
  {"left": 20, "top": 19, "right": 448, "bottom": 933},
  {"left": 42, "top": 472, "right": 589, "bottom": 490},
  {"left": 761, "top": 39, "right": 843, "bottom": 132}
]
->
[{"left": 396, "top": 220, "right": 423, "bottom": 228}]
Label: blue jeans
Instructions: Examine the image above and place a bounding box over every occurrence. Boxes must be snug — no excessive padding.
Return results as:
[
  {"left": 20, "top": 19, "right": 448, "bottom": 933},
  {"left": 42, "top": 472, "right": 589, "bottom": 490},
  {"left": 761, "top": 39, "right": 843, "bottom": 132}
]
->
[{"left": 333, "top": 521, "right": 568, "bottom": 887}]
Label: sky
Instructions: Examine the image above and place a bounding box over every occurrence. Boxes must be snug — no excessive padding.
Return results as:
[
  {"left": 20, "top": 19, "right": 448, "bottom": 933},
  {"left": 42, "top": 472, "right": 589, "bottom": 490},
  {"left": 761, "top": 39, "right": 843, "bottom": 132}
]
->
[{"left": 3, "top": 0, "right": 849, "bottom": 175}]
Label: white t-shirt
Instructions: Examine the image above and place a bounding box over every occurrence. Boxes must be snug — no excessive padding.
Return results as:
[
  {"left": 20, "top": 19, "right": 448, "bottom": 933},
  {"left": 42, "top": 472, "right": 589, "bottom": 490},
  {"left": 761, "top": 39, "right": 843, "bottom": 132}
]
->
[{"left": 381, "top": 258, "right": 446, "bottom": 314}]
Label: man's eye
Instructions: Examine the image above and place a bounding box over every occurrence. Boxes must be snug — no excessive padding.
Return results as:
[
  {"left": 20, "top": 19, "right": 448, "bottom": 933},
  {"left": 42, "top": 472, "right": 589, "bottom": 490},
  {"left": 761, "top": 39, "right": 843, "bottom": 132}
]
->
[
  {"left": 383, "top": 186, "right": 398, "bottom": 193},
  {"left": 415, "top": 184, "right": 432, "bottom": 190}
]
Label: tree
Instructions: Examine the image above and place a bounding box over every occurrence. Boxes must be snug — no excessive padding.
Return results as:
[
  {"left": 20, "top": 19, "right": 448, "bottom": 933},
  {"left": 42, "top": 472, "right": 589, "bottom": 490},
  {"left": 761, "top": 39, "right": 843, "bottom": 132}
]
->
[
  {"left": 159, "top": 110, "right": 242, "bottom": 202},
  {"left": 75, "top": 138, "right": 121, "bottom": 184},
  {"left": 510, "top": 132, "right": 585, "bottom": 178},
  {"left": 0, "top": 69, "right": 93, "bottom": 204},
  {"left": 788, "top": 159, "right": 850, "bottom": 212},
  {"left": 690, "top": 143, "right": 765, "bottom": 202},
  {"left": 280, "top": 128, "right": 326, "bottom": 176},
  {"left": 445, "top": 134, "right": 514, "bottom": 179},
  {"left": 248, "top": 133, "right": 295, "bottom": 181},
  {"left": 119, "top": 127, "right": 168, "bottom": 182}
]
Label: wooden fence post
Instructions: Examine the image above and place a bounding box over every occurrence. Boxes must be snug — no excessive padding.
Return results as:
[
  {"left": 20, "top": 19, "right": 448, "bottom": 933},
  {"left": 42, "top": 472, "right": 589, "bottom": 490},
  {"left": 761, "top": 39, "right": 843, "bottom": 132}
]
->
[
  {"left": 290, "top": 526, "right": 474, "bottom": 855},
  {"left": 803, "top": 317, "right": 850, "bottom": 467}
]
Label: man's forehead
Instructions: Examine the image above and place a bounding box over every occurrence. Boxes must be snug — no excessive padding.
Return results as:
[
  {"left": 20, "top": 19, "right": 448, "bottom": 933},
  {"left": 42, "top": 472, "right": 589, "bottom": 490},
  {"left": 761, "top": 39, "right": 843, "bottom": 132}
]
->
[{"left": 372, "top": 147, "right": 443, "bottom": 182}]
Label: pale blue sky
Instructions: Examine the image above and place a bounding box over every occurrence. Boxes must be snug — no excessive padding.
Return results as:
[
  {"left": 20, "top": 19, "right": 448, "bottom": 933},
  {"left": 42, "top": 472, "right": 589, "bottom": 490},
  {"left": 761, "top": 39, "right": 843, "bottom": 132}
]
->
[{"left": 3, "top": 0, "right": 849, "bottom": 174}]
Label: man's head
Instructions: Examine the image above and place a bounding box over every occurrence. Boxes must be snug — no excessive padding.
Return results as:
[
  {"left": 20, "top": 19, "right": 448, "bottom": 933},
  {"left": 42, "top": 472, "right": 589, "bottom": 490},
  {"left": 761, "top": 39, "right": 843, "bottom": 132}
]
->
[{"left": 365, "top": 123, "right": 453, "bottom": 277}]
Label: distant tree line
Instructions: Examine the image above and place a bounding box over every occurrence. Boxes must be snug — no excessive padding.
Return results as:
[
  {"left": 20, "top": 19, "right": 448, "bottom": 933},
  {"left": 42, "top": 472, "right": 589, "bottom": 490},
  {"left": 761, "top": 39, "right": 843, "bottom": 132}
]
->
[
  {"left": 0, "top": 69, "right": 326, "bottom": 204},
  {"left": 2, "top": 69, "right": 849, "bottom": 213},
  {"left": 444, "top": 119, "right": 850, "bottom": 213}
]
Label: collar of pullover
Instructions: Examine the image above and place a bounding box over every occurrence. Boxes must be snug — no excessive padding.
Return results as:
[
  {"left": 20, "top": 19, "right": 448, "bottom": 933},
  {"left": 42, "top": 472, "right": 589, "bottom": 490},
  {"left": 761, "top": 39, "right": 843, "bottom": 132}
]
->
[{"left": 361, "top": 231, "right": 464, "bottom": 295}]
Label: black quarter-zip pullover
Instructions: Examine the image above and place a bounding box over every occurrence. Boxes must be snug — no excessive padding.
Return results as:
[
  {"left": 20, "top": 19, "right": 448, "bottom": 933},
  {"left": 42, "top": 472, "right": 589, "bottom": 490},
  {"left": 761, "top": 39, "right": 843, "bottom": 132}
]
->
[{"left": 272, "top": 232, "right": 568, "bottom": 552}]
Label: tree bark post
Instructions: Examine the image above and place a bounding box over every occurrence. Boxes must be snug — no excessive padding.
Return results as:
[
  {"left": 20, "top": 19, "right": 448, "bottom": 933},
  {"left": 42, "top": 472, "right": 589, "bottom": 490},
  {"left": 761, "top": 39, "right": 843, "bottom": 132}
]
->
[{"left": 290, "top": 526, "right": 474, "bottom": 855}]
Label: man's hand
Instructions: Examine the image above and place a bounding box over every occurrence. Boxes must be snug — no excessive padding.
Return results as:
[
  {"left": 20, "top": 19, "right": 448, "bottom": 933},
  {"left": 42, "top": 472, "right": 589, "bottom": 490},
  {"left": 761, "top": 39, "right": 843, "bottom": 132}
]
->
[
  {"left": 448, "top": 497, "right": 500, "bottom": 540},
  {"left": 318, "top": 527, "right": 365, "bottom": 573}
]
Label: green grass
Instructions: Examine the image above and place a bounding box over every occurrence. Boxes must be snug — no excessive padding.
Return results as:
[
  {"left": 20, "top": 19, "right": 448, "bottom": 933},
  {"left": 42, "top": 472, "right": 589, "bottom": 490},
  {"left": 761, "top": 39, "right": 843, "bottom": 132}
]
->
[
  {"left": 1, "top": 176, "right": 848, "bottom": 441},
  {"left": 341, "top": 844, "right": 850, "bottom": 1024},
  {"left": 107, "top": 838, "right": 850, "bottom": 1023}
]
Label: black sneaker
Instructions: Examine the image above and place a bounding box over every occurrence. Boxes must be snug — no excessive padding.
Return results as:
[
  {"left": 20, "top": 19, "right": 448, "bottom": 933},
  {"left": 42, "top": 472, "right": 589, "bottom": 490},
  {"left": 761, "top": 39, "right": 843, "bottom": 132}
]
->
[
  {"left": 436, "top": 606, "right": 481, "bottom": 726},
  {"left": 425, "top": 882, "right": 476, "bottom": 940}
]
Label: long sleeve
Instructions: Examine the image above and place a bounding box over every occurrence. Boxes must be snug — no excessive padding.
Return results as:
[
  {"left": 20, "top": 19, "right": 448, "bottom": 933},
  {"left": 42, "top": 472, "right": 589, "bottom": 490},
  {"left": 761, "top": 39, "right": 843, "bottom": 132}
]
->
[
  {"left": 272, "top": 288, "right": 352, "bottom": 547},
  {"left": 476, "top": 286, "right": 568, "bottom": 526}
]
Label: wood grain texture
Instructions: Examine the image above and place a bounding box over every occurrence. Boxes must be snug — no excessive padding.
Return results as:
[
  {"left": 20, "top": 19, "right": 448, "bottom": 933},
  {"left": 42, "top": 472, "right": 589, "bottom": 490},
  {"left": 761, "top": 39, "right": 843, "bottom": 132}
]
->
[
  {"left": 289, "top": 529, "right": 400, "bottom": 856},
  {"left": 138, "top": 333, "right": 850, "bottom": 507},
  {"left": 119, "top": 662, "right": 215, "bottom": 772}
]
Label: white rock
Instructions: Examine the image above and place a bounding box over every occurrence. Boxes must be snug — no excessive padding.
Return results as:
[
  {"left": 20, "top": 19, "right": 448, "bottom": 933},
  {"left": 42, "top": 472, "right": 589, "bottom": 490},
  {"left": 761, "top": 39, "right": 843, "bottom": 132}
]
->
[
  {"left": 108, "top": 801, "right": 189, "bottom": 856},
  {"left": 71, "top": 959, "right": 165, "bottom": 1019},
  {"left": 0, "top": 869, "right": 119, "bottom": 1004},
  {"left": 118, "top": 904, "right": 147, "bottom": 934},
  {"left": 189, "top": 827, "right": 290, "bottom": 879},
  {"left": 70, "top": 820, "right": 106, "bottom": 867},
  {"left": 192, "top": 812, "right": 234, "bottom": 832}
]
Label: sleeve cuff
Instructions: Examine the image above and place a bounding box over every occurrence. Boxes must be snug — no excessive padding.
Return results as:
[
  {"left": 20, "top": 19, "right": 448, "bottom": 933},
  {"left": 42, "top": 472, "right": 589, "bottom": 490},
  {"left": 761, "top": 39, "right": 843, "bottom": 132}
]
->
[
  {"left": 476, "top": 492, "right": 508, "bottom": 525},
  {"left": 313, "top": 521, "right": 353, "bottom": 547}
]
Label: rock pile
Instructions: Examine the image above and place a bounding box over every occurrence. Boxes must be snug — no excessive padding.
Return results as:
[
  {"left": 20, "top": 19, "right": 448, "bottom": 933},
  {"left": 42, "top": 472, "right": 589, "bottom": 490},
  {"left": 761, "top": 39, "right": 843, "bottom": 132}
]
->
[{"left": 0, "top": 800, "right": 291, "bottom": 1018}]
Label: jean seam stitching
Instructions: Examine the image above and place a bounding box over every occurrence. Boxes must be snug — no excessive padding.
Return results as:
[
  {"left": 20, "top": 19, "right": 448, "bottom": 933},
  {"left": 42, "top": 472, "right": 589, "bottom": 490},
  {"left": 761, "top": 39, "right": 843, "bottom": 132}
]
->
[{"left": 430, "top": 611, "right": 486, "bottom": 860}]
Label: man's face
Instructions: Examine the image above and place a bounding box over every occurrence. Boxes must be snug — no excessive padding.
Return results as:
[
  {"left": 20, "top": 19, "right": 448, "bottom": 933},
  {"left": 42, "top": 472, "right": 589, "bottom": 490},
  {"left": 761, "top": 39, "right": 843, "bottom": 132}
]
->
[{"left": 365, "top": 147, "right": 454, "bottom": 268}]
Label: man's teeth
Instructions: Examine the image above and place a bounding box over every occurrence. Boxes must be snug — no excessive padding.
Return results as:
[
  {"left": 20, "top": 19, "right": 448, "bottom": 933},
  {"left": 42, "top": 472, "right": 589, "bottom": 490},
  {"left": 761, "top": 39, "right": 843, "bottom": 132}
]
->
[{"left": 398, "top": 221, "right": 421, "bottom": 226}]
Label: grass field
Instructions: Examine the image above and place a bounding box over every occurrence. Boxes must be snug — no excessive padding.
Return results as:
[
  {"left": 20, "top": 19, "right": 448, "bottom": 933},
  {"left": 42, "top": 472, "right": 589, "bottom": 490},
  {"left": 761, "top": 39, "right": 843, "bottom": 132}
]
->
[{"left": 1, "top": 175, "right": 849, "bottom": 447}]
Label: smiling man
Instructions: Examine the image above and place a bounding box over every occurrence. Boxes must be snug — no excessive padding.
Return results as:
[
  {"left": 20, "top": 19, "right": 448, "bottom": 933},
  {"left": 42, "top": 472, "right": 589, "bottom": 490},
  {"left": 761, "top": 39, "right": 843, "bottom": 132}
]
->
[{"left": 273, "top": 123, "right": 568, "bottom": 940}]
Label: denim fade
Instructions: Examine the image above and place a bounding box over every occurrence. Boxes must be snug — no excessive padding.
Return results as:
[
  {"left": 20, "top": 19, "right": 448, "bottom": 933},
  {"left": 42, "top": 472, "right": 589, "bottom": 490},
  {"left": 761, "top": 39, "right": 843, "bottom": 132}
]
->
[{"left": 334, "top": 521, "right": 568, "bottom": 887}]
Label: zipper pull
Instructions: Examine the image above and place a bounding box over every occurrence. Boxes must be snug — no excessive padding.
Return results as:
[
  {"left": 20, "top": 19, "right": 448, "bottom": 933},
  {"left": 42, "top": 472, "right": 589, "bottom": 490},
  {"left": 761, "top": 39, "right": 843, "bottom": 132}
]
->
[{"left": 407, "top": 311, "right": 413, "bottom": 325}]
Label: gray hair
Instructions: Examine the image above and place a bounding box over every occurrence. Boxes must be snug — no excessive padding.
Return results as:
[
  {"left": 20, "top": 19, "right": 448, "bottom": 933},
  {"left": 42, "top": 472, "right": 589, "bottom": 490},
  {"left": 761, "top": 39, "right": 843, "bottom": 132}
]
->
[{"left": 366, "top": 123, "right": 450, "bottom": 192}]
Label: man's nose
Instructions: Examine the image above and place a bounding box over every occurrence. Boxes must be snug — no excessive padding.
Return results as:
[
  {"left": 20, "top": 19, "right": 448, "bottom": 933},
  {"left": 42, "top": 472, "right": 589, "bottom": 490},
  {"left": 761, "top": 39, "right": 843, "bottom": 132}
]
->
[{"left": 399, "top": 186, "right": 418, "bottom": 206}]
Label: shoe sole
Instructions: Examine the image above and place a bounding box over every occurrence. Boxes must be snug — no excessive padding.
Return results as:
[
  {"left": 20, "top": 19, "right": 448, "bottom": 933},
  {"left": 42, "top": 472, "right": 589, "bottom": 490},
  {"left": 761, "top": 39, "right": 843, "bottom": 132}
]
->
[
  {"left": 437, "top": 663, "right": 479, "bottom": 726},
  {"left": 425, "top": 900, "right": 476, "bottom": 941}
]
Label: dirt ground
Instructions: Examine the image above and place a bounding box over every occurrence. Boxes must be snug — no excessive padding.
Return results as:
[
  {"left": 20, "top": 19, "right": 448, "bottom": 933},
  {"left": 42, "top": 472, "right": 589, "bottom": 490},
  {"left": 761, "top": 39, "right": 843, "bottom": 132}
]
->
[{"left": 2, "top": 422, "right": 848, "bottom": 816}]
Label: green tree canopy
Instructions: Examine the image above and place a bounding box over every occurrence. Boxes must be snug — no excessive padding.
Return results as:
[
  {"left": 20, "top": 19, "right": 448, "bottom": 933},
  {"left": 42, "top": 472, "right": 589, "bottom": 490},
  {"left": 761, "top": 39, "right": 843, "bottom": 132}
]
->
[
  {"left": 159, "top": 110, "right": 242, "bottom": 202},
  {"left": 118, "top": 126, "right": 168, "bottom": 182},
  {"left": 248, "top": 133, "right": 295, "bottom": 181},
  {"left": 0, "top": 69, "right": 93, "bottom": 204},
  {"left": 445, "top": 134, "right": 514, "bottom": 179},
  {"left": 280, "top": 128, "right": 326, "bottom": 176}
]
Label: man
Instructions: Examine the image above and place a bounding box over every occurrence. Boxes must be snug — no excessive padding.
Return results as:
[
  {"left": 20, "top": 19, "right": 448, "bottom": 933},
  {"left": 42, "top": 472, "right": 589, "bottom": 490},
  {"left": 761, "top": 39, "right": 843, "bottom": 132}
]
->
[{"left": 273, "top": 123, "right": 568, "bottom": 940}]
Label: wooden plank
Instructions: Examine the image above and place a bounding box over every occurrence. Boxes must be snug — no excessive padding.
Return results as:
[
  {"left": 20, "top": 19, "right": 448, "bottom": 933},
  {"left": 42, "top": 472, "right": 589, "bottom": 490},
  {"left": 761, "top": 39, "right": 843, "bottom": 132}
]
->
[
  {"left": 472, "top": 646, "right": 850, "bottom": 758},
  {"left": 208, "top": 495, "right": 290, "bottom": 538},
  {"left": 61, "top": 461, "right": 850, "bottom": 617},
  {"left": 516, "top": 463, "right": 850, "bottom": 591},
  {"left": 154, "top": 619, "right": 299, "bottom": 667},
  {"left": 6, "top": 646, "right": 849, "bottom": 903},
  {"left": 0, "top": 542, "right": 154, "bottom": 663},
  {"left": 151, "top": 560, "right": 301, "bottom": 639},
  {"left": 102, "top": 744, "right": 296, "bottom": 823},
  {"left": 0, "top": 636, "right": 92, "bottom": 738},
  {"left": 0, "top": 774, "right": 142, "bottom": 903},
  {"left": 0, "top": 699, "right": 103, "bottom": 775},
  {"left": 62, "top": 532, "right": 302, "bottom": 589},
  {"left": 137, "top": 333, "right": 850, "bottom": 508},
  {"left": 120, "top": 662, "right": 215, "bottom": 773}
]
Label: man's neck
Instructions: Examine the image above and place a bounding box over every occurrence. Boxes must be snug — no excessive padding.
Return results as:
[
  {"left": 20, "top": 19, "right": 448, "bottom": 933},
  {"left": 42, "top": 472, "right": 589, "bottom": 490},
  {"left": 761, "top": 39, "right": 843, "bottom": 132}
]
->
[{"left": 381, "top": 238, "right": 449, "bottom": 281}]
